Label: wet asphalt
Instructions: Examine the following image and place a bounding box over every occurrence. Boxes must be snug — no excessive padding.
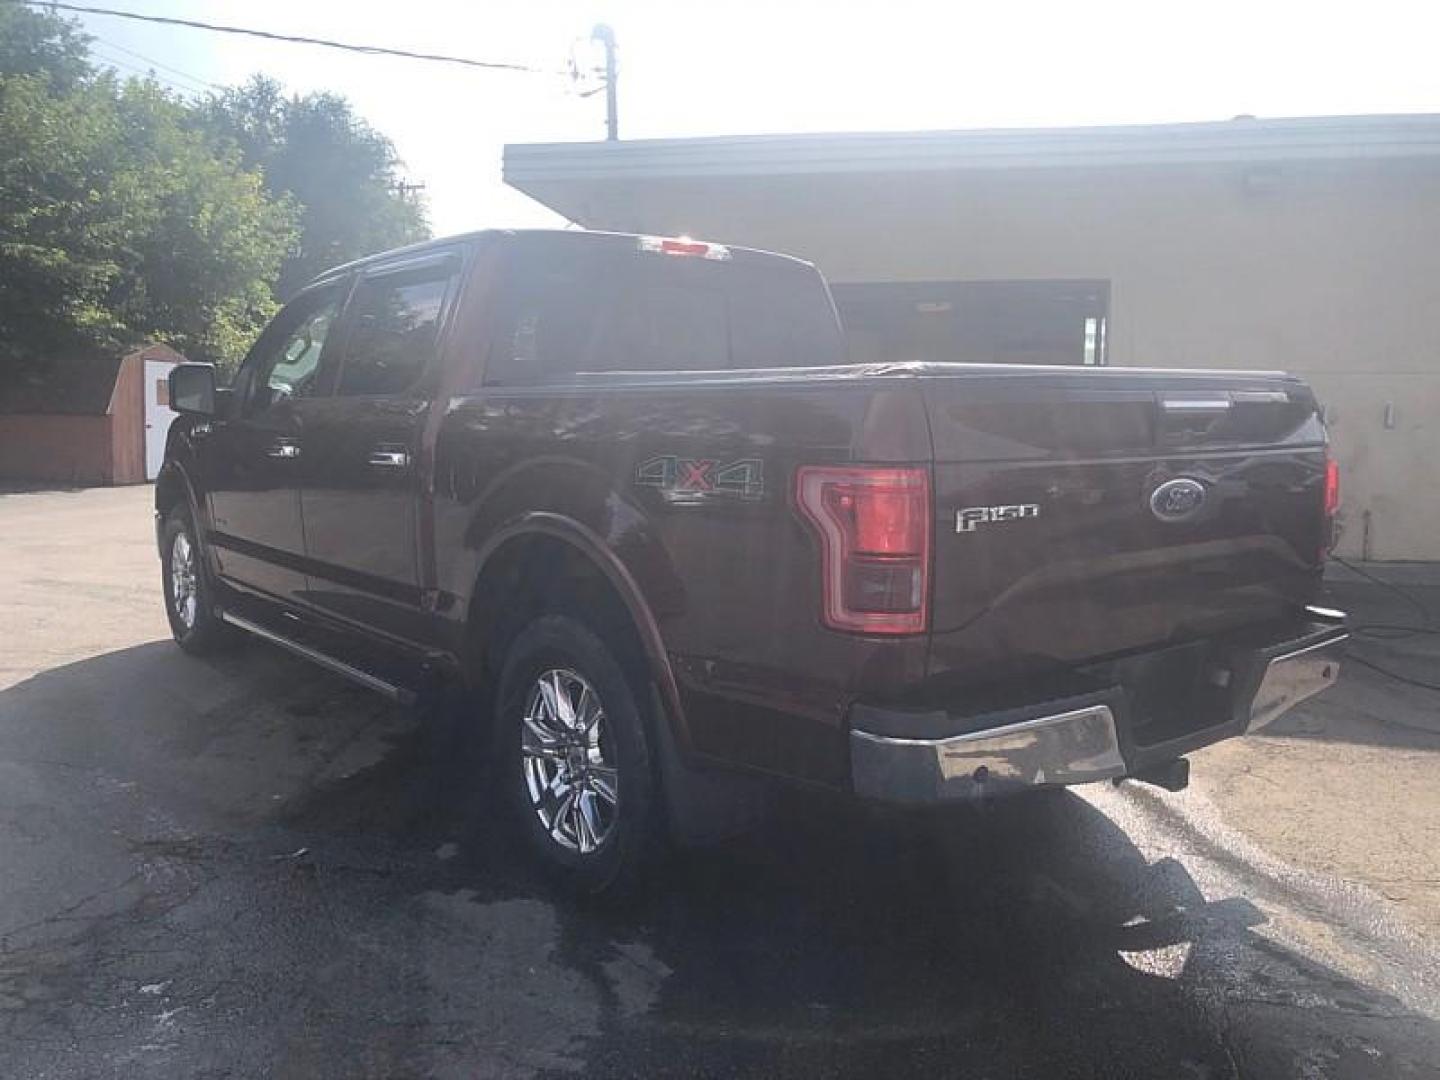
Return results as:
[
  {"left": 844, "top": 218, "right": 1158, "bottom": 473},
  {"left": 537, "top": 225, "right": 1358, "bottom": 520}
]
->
[
  {"left": 1, "top": 488, "right": 1438, "bottom": 1078},
  {"left": 1, "top": 636, "right": 1437, "bottom": 1079}
]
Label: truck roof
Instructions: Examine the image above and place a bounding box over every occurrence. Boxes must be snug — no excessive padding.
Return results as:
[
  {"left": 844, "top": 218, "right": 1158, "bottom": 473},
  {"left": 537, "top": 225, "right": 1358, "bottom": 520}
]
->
[
  {"left": 551, "top": 359, "right": 1303, "bottom": 391},
  {"left": 308, "top": 228, "right": 817, "bottom": 289}
]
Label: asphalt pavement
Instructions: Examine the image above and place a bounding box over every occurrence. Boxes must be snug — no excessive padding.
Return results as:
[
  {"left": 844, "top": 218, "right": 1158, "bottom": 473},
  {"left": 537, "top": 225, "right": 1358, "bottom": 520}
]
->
[{"left": 1, "top": 486, "right": 1437, "bottom": 1079}]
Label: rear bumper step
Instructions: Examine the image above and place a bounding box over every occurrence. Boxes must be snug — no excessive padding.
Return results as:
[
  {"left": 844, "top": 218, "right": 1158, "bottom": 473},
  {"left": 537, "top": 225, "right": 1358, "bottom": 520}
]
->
[{"left": 849, "top": 613, "right": 1347, "bottom": 805}]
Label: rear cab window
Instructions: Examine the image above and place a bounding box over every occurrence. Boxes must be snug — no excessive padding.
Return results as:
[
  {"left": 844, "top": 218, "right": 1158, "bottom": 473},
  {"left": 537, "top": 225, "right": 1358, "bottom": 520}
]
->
[{"left": 482, "top": 236, "right": 843, "bottom": 386}]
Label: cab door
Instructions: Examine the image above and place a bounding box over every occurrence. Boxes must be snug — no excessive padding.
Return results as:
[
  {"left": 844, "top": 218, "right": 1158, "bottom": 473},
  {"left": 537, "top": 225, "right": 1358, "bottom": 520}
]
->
[
  {"left": 202, "top": 282, "right": 346, "bottom": 604},
  {"left": 297, "top": 253, "right": 462, "bottom": 644}
]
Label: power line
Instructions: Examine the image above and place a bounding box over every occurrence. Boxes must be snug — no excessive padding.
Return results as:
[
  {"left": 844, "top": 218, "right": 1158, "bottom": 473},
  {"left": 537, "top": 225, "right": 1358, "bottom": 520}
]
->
[
  {"left": 91, "top": 45, "right": 213, "bottom": 94},
  {"left": 89, "top": 33, "right": 221, "bottom": 90},
  {"left": 90, "top": 45, "right": 203, "bottom": 94},
  {"left": 14, "top": 0, "right": 548, "bottom": 74}
]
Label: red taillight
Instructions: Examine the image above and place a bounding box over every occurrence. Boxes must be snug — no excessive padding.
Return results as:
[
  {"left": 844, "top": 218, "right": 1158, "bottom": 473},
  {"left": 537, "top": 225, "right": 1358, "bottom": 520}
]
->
[
  {"left": 1320, "top": 451, "right": 1340, "bottom": 560},
  {"left": 795, "top": 466, "right": 930, "bottom": 634}
]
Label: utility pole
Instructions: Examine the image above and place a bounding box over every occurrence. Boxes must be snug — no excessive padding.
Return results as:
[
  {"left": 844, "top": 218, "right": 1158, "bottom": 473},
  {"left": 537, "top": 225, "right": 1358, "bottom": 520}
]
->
[{"left": 591, "top": 24, "right": 618, "bottom": 141}]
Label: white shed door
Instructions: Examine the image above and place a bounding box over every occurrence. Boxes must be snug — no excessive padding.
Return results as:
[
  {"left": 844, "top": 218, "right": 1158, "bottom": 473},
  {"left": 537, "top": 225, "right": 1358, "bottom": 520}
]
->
[{"left": 143, "top": 359, "right": 178, "bottom": 481}]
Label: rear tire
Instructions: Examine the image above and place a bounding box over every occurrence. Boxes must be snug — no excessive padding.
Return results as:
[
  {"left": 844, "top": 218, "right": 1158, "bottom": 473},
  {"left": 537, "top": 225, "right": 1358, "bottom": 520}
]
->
[
  {"left": 494, "top": 614, "right": 657, "bottom": 896},
  {"left": 160, "top": 505, "right": 232, "bottom": 655}
]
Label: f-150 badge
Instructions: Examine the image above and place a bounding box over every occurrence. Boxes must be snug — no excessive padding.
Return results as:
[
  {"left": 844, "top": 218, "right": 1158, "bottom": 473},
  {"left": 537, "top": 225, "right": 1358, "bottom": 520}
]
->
[
  {"left": 956, "top": 504, "right": 1040, "bottom": 533},
  {"left": 636, "top": 455, "right": 765, "bottom": 500}
]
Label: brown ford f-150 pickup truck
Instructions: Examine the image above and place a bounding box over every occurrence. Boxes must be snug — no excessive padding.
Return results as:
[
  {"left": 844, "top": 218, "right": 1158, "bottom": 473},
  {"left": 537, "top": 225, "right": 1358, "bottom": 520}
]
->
[{"left": 157, "top": 229, "right": 1347, "bottom": 892}]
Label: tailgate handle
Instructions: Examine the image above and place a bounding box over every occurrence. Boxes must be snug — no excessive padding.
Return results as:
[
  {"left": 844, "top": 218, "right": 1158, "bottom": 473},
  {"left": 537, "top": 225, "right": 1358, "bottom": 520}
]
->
[{"left": 1162, "top": 398, "right": 1232, "bottom": 413}]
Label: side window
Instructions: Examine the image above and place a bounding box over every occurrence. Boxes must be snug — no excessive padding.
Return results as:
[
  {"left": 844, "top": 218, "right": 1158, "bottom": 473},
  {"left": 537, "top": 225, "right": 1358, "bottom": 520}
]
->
[
  {"left": 243, "top": 287, "right": 341, "bottom": 416},
  {"left": 335, "top": 263, "right": 455, "bottom": 397}
]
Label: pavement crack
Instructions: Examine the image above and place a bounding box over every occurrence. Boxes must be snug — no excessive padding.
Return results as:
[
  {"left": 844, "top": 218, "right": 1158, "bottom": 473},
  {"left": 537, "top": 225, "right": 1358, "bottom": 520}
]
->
[{"left": 0, "top": 871, "right": 145, "bottom": 949}]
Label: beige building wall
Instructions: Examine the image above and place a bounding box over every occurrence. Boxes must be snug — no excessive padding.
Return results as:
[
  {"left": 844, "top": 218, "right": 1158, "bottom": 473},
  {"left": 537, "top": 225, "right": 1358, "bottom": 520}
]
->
[{"left": 564, "top": 161, "right": 1440, "bottom": 560}]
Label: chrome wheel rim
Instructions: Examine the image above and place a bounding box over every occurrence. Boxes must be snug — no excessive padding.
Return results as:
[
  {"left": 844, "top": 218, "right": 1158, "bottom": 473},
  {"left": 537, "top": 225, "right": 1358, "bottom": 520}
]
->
[
  {"left": 521, "top": 668, "right": 618, "bottom": 855},
  {"left": 170, "top": 531, "right": 197, "bottom": 631}
]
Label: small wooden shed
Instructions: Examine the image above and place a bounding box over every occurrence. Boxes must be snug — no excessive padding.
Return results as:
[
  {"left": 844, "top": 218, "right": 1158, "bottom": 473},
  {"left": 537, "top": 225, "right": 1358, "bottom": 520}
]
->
[{"left": 0, "top": 343, "right": 185, "bottom": 486}]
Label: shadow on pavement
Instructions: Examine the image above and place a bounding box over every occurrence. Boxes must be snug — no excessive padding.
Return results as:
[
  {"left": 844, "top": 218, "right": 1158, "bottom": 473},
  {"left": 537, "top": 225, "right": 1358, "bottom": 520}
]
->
[{"left": 1, "top": 640, "right": 1437, "bottom": 1078}]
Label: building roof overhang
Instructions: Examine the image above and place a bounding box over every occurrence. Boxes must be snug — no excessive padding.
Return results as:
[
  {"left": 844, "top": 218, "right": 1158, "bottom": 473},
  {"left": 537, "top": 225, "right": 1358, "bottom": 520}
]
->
[{"left": 505, "top": 113, "right": 1440, "bottom": 223}]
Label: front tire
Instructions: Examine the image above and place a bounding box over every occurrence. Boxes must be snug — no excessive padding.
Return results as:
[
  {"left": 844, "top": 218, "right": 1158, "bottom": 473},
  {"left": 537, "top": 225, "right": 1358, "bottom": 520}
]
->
[
  {"left": 160, "top": 505, "right": 231, "bottom": 655},
  {"left": 494, "top": 614, "right": 657, "bottom": 895}
]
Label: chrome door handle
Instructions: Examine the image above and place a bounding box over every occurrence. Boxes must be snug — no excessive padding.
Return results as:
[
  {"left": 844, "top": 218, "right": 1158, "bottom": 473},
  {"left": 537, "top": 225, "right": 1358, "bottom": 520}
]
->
[
  {"left": 265, "top": 439, "right": 301, "bottom": 459},
  {"left": 367, "top": 447, "right": 410, "bottom": 469}
]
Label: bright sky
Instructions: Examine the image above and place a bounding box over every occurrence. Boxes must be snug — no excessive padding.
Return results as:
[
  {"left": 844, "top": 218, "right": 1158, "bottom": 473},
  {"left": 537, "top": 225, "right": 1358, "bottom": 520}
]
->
[{"left": 73, "top": 0, "right": 1440, "bottom": 236}]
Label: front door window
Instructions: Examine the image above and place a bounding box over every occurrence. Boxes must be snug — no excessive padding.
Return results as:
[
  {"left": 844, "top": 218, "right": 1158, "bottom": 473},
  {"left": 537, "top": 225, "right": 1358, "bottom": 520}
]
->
[{"left": 244, "top": 292, "right": 341, "bottom": 416}]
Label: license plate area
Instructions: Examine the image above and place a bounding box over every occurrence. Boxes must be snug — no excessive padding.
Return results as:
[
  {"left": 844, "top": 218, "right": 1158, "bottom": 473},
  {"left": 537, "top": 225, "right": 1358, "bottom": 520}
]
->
[{"left": 1113, "top": 640, "right": 1232, "bottom": 748}]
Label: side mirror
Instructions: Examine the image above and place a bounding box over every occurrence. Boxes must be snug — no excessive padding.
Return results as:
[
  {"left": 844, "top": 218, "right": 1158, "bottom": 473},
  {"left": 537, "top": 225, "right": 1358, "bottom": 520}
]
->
[{"left": 168, "top": 363, "right": 217, "bottom": 417}]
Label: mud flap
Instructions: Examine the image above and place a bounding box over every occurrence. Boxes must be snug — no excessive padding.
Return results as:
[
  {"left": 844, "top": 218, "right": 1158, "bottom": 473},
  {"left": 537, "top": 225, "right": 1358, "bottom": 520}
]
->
[{"left": 648, "top": 685, "right": 774, "bottom": 846}]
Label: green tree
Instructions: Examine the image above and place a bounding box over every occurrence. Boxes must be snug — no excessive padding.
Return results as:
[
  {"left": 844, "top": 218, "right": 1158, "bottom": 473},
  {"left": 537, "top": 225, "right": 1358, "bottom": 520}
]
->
[
  {"left": 107, "top": 79, "right": 298, "bottom": 367},
  {"left": 0, "top": 72, "right": 131, "bottom": 371},
  {"left": 201, "top": 77, "right": 430, "bottom": 297},
  {"left": 0, "top": 8, "right": 298, "bottom": 373},
  {"left": 0, "top": 2, "right": 90, "bottom": 90}
]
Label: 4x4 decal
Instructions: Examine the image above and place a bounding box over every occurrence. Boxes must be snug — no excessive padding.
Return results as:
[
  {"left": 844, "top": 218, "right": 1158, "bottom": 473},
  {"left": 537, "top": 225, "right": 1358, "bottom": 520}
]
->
[{"left": 636, "top": 455, "right": 765, "bottom": 500}]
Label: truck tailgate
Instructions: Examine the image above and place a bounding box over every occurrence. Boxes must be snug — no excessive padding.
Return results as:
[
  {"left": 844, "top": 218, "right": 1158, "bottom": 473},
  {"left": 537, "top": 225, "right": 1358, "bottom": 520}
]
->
[{"left": 923, "top": 367, "right": 1329, "bottom": 681}]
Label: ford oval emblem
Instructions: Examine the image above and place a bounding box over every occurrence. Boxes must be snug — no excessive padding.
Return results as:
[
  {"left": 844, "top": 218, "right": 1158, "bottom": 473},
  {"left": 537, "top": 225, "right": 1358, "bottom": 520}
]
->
[{"left": 1150, "top": 478, "right": 1207, "bottom": 522}]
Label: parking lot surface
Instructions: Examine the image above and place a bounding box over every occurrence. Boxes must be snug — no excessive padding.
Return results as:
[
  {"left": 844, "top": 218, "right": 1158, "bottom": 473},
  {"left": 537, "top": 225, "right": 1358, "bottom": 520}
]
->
[{"left": 2, "top": 485, "right": 1438, "bottom": 1078}]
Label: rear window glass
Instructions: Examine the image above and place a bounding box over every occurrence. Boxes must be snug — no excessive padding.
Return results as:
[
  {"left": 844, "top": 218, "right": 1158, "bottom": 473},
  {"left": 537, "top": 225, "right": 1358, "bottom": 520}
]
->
[
  {"left": 593, "top": 282, "right": 729, "bottom": 371},
  {"left": 483, "top": 239, "right": 842, "bottom": 385}
]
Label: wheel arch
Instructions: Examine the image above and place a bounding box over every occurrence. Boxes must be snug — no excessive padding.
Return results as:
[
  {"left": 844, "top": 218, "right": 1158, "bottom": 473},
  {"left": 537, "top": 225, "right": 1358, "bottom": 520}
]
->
[
  {"left": 154, "top": 459, "right": 196, "bottom": 520},
  {"left": 463, "top": 512, "right": 689, "bottom": 751}
]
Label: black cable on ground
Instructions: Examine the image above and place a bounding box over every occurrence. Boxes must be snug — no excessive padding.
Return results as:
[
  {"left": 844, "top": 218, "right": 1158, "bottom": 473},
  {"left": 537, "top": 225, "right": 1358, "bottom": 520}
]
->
[
  {"left": 1329, "top": 554, "right": 1434, "bottom": 630},
  {"left": 1320, "top": 558, "right": 1440, "bottom": 692},
  {"left": 1344, "top": 652, "right": 1440, "bottom": 694},
  {"left": 1351, "top": 624, "right": 1440, "bottom": 639}
]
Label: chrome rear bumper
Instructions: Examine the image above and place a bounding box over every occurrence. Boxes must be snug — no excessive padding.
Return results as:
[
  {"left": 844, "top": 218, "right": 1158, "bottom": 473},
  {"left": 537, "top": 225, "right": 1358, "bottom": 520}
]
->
[
  {"left": 1246, "top": 633, "right": 1346, "bottom": 733},
  {"left": 849, "top": 617, "right": 1347, "bottom": 805},
  {"left": 851, "top": 705, "right": 1126, "bottom": 803}
]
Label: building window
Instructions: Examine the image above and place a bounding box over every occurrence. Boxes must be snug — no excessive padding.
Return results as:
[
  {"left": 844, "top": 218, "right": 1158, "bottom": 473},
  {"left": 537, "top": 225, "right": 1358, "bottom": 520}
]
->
[
  {"left": 831, "top": 280, "right": 1110, "bottom": 367},
  {"left": 1083, "top": 315, "right": 1110, "bottom": 366}
]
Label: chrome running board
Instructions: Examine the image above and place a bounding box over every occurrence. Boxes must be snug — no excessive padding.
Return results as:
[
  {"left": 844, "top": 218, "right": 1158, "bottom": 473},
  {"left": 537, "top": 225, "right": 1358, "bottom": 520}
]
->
[{"left": 220, "top": 611, "right": 416, "bottom": 705}]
